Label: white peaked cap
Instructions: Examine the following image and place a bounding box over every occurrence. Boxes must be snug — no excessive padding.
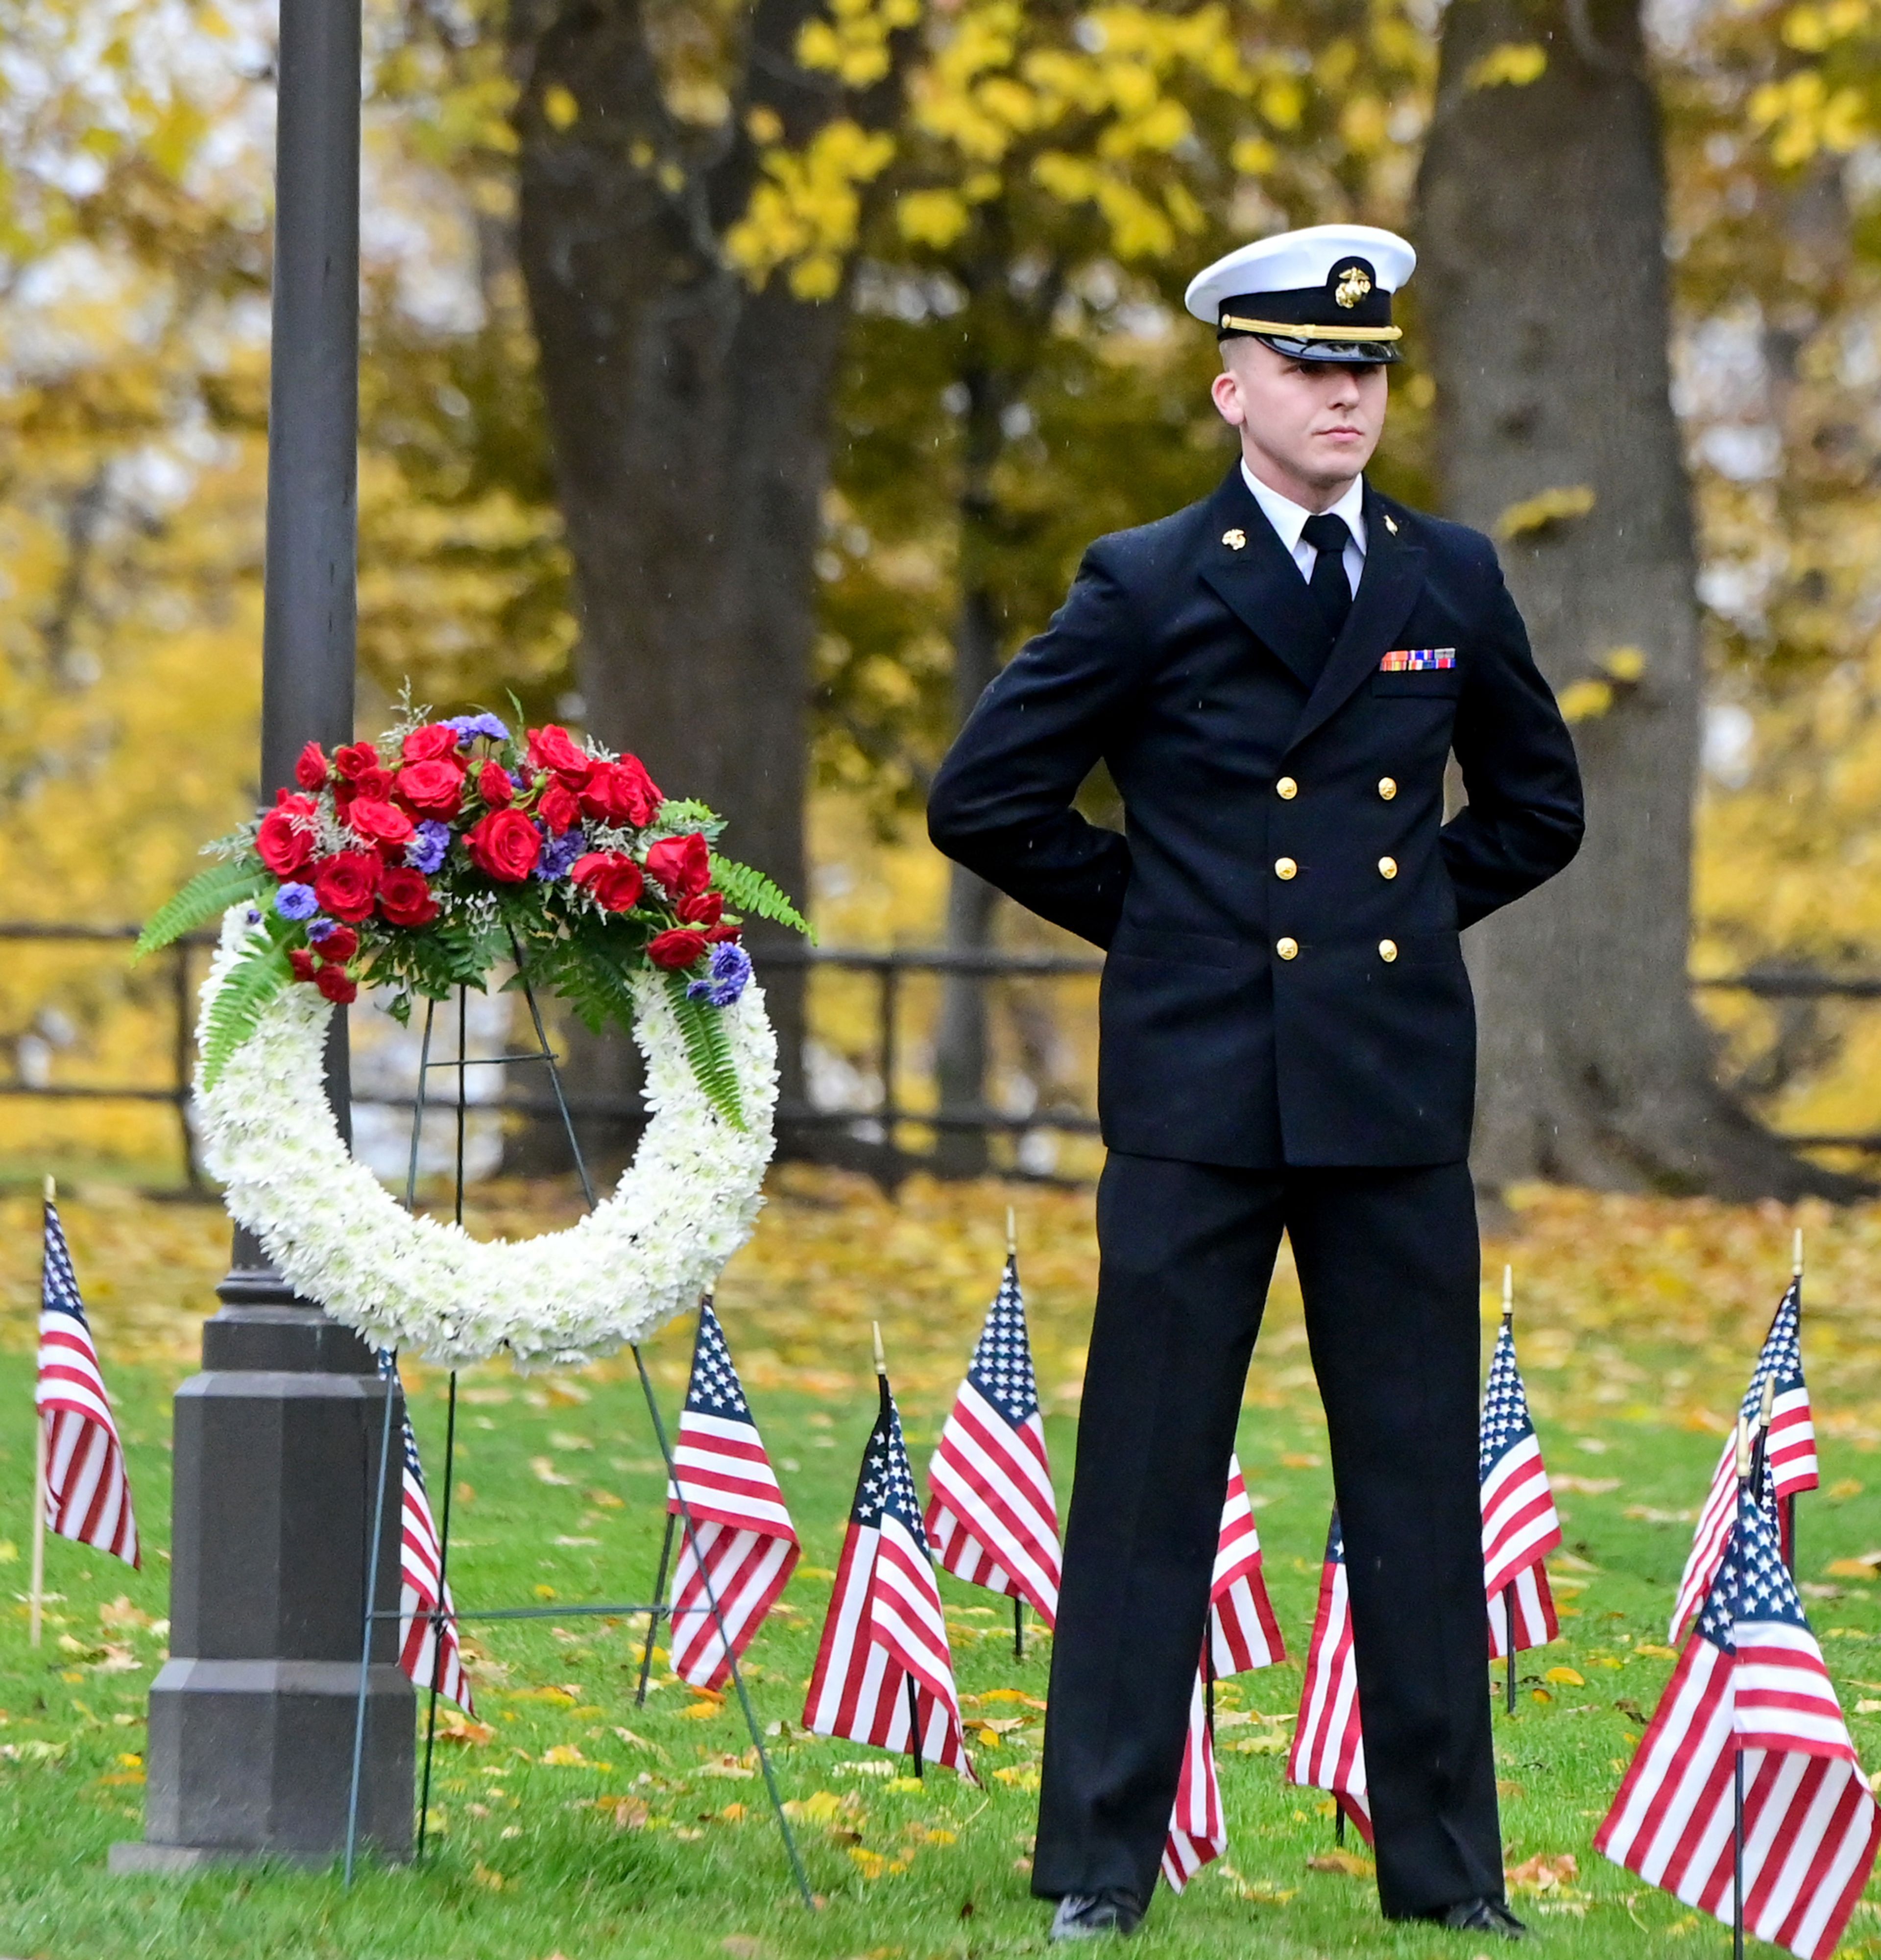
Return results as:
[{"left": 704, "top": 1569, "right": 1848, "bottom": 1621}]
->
[{"left": 1184, "top": 224, "right": 1417, "bottom": 326}]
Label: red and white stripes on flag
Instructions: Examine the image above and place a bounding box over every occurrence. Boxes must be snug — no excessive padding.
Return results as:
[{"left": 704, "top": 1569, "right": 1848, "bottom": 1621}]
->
[
  {"left": 926, "top": 1251, "right": 1061, "bottom": 1626},
  {"left": 666, "top": 1298, "right": 800, "bottom": 1690},
  {"left": 805, "top": 1373, "right": 975, "bottom": 1779},
  {"left": 379, "top": 1355, "right": 472, "bottom": 1712},
  {"left": 1480, "top": 1316, "right": 1562, "bottom": 1659},
  {"left": 1162, "top": 1669, "right": 1227, "bottom": 1890},
  {"left": 1672, "top": 1275, "right": 1819, "bottom": 1640},
  {"left": 1162, "top": 1455, "right": 1290, "bottom": 1890},
  {"left": 1210, "top": 1453, "right": 1285, "bottom": 1676},
  {"left": 1287, "top": 1511, "right": 1371, "bottom": 1843},
  {"left": 37, "top": 1196, "right": 138, "bottom": 1568},
  {"left": 1599, "top": 1494, "right": 1878, "bottom": 1960}
]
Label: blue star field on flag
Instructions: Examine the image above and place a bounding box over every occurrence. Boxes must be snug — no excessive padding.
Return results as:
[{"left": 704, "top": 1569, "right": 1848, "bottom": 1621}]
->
[
  {"left": 684, "top": 1299, "right": 752, "bottom": 1421},
  {"left": 1697, "top": 1496, "right": 1808, "bottom": 1653},
  {"left": 1742, "top": 1278, "right": 1805, "bottom": 1423},
  {"left": 964, "top": 1256, "right": 1039, "bottom": 1425},
  {"left": 1479, "top": 1321, "right": 1536, "bottom": 1478},
  {"left": 854, "top": 1384, "right": 932, "bottom": 1553}
]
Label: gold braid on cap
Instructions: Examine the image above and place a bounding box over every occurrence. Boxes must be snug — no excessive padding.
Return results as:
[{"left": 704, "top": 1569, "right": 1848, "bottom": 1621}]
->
[{"left": 1219, "top": 315, "right": 1402, "bottom": 342}]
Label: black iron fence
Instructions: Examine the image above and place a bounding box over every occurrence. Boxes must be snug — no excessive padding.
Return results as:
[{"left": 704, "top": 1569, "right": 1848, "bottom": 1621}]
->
[{"left": 4, "top": 920, "right": 1881, "bottom": 1189}]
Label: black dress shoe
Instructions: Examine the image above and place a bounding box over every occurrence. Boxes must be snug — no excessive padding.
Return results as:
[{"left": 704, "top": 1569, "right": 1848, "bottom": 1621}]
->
[
  {"left": 1048, "top": 1890, "right": 1145, "bottom": 1940},
  {"left": 1431, "top": 1897, "right": 1529, "bottom": 1939}
]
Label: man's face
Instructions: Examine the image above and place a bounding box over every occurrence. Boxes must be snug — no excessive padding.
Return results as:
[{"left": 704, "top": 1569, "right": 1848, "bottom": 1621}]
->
[{"left": 1209, "top": 339, "right": 1388, "bottom": 504}]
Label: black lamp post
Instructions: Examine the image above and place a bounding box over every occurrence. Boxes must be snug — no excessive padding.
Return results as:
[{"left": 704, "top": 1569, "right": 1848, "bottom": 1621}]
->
[{"left": 110, "top": 0, "right": 414, "bottom": 1872}]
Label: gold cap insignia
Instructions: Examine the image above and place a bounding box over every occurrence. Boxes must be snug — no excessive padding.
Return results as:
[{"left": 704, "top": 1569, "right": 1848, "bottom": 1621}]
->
[
  {"left": 1382, "top": 512, "right": 1399, "bottom": 535},
  {"left": 1222, "top": 528, "right": 1246, "bottom": 551},
  {"left": 1335, "top": 266, "right": 1372, "bottom": 310}
]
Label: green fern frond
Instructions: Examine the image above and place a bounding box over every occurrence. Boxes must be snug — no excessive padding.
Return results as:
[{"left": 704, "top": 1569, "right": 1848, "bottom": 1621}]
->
[
  {"left": 657, "top": 798, "right": 726, "bottom": 840},
  {"left": 709, "top": 855, "right": 816, "bottom": 942},
  {"left": 135, "top": 863, "right": 268, "bottom": 960},
  {"left": 665, "top": 973, "right": 746, "bottom": 1131},
  {"left": 199, "top": 943, "right": 293, "bottom": 1089}
]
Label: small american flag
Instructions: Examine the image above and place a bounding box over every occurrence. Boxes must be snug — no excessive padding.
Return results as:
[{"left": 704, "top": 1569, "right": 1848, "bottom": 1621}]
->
[
  {"left": 1481, "top": 1316, "right": 1562, "bottom": 1657},
  {"left": 1287, "top": 1512, "right": 1371, "bottom": 1843},
  {"left": 1671, "top": 1275, "right": 1819, "bottom": 1640},
  {"left": 805, "top": 1370, "right": 974, "bottom": 1778},
  {"left": 1162, "top": 1667, "right": 1227, "bottom": 1889},
  {"left": 38, "top": 1195, "right": 137, "bottom": 1567},
  {"left": 1211, "top": 1452, "right": 1284, "bottom": 1674},
  {"left": 666, "top": 1297, "right": 799, "bottom": 1689},
  {"left": 378, "top": 1354, "right": 472, "bottom": 1712},
  {"left": 1163, "top": 1456, "right": 1289, "bottom": 1890},
  {"left": 1599, "top": 1493, "right": 1879, "bottom": 1959},
  {"left": 926, "top": 1251, "right": 1060, "bottom": 1626}
]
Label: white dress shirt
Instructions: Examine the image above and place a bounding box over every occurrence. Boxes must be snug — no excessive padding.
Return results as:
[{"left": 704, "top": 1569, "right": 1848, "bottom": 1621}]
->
[{"left": 1240, "top": 461, "right": 1367, "bottom": 598}]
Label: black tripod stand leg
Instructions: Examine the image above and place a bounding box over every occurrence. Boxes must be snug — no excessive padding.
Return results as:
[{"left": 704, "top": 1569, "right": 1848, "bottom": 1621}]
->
[{"left": 637, "top": 1513, "right": 677, "bottom": 1707}]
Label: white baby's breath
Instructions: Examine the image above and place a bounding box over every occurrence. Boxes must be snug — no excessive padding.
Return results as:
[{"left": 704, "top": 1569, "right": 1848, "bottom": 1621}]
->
[{"left": 194, "top": 906, "right": 777, "bottom": 1368}]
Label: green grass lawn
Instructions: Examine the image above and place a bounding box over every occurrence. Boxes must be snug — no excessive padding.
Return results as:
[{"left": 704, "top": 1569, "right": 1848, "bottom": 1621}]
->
[{"left": 4, "top": 1184, "right": 1881, "bottom": 1958}]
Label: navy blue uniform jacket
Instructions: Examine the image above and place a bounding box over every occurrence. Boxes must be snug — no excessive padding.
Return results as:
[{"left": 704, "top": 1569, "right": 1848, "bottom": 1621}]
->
[{"left": 926, "top": 464, "right": 1585, "bottom": 1169}]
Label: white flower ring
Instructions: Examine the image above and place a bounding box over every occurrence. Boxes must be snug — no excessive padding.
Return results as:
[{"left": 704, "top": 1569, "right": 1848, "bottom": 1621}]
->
[{"left": 194, "top": 906, "right": 778, "bottom": 1368}]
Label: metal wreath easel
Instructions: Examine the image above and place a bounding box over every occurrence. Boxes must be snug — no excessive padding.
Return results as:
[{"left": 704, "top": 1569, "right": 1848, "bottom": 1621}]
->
[{"left": 340, "top": 947, "right": 811, "bottom": 1906}]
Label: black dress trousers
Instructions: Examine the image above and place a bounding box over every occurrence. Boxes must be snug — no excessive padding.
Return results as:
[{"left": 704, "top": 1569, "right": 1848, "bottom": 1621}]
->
[{"left": 1032, "top": 1152, "right": 1503, "bottom": 1920}]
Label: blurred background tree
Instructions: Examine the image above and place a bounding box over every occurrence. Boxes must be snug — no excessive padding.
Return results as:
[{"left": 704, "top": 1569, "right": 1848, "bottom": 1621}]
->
[{"left": 9, "top": 0, "right": 1881, "bottom": 1195}]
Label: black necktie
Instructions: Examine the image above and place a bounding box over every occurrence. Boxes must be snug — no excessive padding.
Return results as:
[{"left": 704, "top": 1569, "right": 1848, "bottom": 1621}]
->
[{"left": 1302, "top": 512, "right": 1354, "bottom": 642}]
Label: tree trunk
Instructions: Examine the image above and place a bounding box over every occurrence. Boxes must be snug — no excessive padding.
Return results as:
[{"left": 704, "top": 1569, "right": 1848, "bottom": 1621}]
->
[
  {"left": 507, "top": 0, "right": 904, "bottom": 1163},
  {"left": 1415, "top": 0, "right": 1853, "bottom": 1200}
]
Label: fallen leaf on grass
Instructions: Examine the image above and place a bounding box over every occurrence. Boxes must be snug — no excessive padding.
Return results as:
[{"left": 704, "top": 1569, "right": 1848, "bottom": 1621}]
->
[
  {"left": 1507, "top": 1852, "right": 1577, "bottom": 1894},
  {"left": 992, "top": 1766, "right": 1040, "bottom": 1791},
  {"left": 1218, "top": 1863, "right": 1296, "bottom": 1904},
  {"left": 553, "top": 1536, "right": 600, "bottom": 1549},
  {"left": 848, "top": 1846, "right": 913, "bottom": 1879},
  {"left": 783, "top": 1790, "right": 864, "bottom": 1829},
  {"left": 1225, "top": 1736, "right": 1289, "bottom": 1755},
  {"left": 541, "top": 1744, "right": 589, "bottom": 1767},
  {"left": 99, "top": 1597, "right": 154, "bottom": 1631},
  {"left": 1634, "top": 1644, "right": 1679, "bottom": 1661},
  {"left": 437, "top": 1712, "right": 496, "bottom": 1745},
  {"left": 1306, "top": 1850, "right": 1373, "bottom": 1877},
  {"left": 699, "top": 1756, "right": 756, "bottom": 1780},
  {"left": 472, "top": 1863, "right": 506, "bottom": 1890},
  {"left": 1279, "top": 1452, "right": 1322, "bottom": 1469},
  {"left": 1830, "top": 1479, "right": 1864, "bottom": 1501},
  {"left": 1545, "top": 1668, "right": 1586, "bottom": 1687},
  {"left": 1625, "top": 1505, "right": 1696, "bottom": 1525},
  {"left": 884, "top": 1777, "right": 923, "bottom": 1793},
  {"left": 1551, "top": 1476, "right": 1621, "bottom": 1495},
  {"left": 597, "top": 1796, "right": 651, "bottom": 1830},
  {"left": 530, "top": 1458, "right": 572, "bottom": 1487},
  {"left": 966, "top": 1690, "right": 1047, "bottom": 1710},
  {"left": 1, "top": 1741, "right": 66, "bottom": 1763},
  {"left": 1857, "top": 1699, "right": 1881, "bottom": 1716},
  {"left": 1827, "top": 1557, "right": 1881, "bottom": 1581},
  {"left": 612, "top": 1726, "right": 667, "bottom": 1759}
]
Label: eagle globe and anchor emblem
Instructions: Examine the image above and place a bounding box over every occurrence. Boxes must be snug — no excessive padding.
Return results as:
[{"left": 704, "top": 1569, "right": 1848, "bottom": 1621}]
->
[{"left": 1335, "top": 264, "right": 1372, "bottom": 309}]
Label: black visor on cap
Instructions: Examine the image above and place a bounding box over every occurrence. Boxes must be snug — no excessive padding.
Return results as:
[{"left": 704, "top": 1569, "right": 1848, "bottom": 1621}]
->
[{"left": 1215, "top": 256, "right": 1399, "bottom": 354}]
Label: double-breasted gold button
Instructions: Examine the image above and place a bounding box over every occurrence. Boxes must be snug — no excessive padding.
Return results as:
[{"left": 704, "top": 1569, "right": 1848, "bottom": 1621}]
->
[
  {"left": 1275, "top": 857, "right": 1298, "bottom": 880},
  {"left": 1378, "top": 776, "right": 1397, "bottom": 800},
  {"left": 1379, "top": 939, "right": 1398, "bottom": 962},
  {"left": 1378, "top": 856, "right": 1398, "bottom": 879},
  {"left": 1277, "top": 776, "right": 1298, "bottom": 800},
  {"left": 1276, "top": 937, "right": 1299, "bottom": 961}
]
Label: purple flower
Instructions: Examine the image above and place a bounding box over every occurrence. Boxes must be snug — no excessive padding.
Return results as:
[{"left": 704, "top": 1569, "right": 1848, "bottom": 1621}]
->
[
  {"left": 687, "top": 940, "right": 752, "bottom": 1008},
  {"left": 307, "top": 916, "right": 340, "bottom": 943},
  {"left": 274, "top": 882, "right": 318, "bottom": 921},
  {"left": 446, "top": 712, "right": 510, "bottom": 747},
  {"left": 407, "top": 821, "right": 451, "bottom": 873},
  {"left": 534, "top": 827, "right": 584, "bottom": 882}
]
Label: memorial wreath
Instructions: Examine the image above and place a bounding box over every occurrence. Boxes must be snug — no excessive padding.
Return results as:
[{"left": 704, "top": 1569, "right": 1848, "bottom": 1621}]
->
[{"left": 138, "top": 703, "right": 806, "bottom": 1368}]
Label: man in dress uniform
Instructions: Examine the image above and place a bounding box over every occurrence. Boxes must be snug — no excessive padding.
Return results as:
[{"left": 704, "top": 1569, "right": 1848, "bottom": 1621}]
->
[{"left": 927, "top": 224, "right": 1583, "bottom": 1941}]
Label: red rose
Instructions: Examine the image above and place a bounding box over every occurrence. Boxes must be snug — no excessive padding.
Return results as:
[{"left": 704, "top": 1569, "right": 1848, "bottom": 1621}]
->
[
  {"left": 478, "top": 760, "right": 514, "bottom": 807},
  {"left": 339, "top": 764, "right": 396, "bottom": 805},
  {"left": 464, "top": 807, "right": 542, "bottom": 882},
  {"left": 318, "top": 925, "right": 361, "bottom": 961},
  {"left": 572, "top": 852, "right": 645, "bottom": 914},
  {"left": 704, "top": 924, "right": 742, "bottom": 943},
  {"left": 395, "top": 759, "right": 463, "bottom": 818},
  {"left": 676, "top": 891, "right": 723, "bottom": 926},
  {"left": 257, "top": 804, "right": 317, "bottom": 876},
  {"left": 402, "top": 723, "right": 459, "bottom": 763},
  {"left": 579, "top": 755, "right": 663, "bottom": 828},
  {"left": 647, "top": 927, "right": 709, "bottom": 969},
  {"left": 377, "top": 867, "right": 440, "bottom": 928},
  {"left": 527, "top": 724, "right": 592, "bottom": 781},
  {"left": 346, "top": 798, "right": 415, "bottom": 849},
  {"left": 312, "top": 851, "right": 381, "bottom": 922},
  {"left": 295, "top": 742, "right": 329, "bottom": 790},
  {"left": 334, "top": 741, "right": 383, "bottom": 781},
  {"left": 645, "top": 832, "right": 711, "bottom": 899},
  {"left": 315, "top": 963, "right": 359, "bottom": 1005},
  {"left": 538, "top": 781, "right": 581, "bottom": 835},
  {"left": 289, "top": 948, "right": 318, "bottom": 983}
]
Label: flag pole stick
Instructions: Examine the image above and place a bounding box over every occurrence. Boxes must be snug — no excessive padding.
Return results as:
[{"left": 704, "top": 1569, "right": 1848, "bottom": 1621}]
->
[
  {"left": 1786, "top": 1229, "right": 1803, "bottom": 1575},
  {"left": 1006, "top": 1207, "right": 1026, "bottom": 1665},
  {"left": 1503, "top": 1265, "right": 1517, "bottom": 1714},
  {"left": 30, "top": 1176, "right": 52, "bottom": 1650}
]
